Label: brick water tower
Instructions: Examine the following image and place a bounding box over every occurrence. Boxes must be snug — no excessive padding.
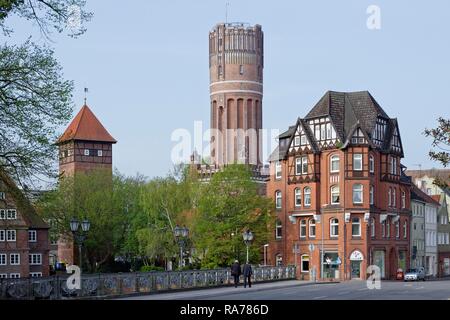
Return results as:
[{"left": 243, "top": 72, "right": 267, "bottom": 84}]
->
[{"left": 209, "top": 22, "right": 264, "bottom": 166}]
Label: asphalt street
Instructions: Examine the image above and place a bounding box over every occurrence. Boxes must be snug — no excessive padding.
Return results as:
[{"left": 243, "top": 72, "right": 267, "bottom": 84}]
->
[{"left": 118, "top": 279, "right": 450, "bottom": 300}]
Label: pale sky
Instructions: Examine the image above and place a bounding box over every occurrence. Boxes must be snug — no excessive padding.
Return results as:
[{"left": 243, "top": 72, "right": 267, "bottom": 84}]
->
[{"left": 8, "top": 0, "right": 450, "bottom": 179}]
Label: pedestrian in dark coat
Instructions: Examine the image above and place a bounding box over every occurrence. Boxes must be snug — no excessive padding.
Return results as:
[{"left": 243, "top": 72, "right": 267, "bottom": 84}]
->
[
  {"left": 243, "top": 263, "right": 253, "bottom": 288},
  {"left": 231, "top": 260, "right": 242, "bottom": 288}
]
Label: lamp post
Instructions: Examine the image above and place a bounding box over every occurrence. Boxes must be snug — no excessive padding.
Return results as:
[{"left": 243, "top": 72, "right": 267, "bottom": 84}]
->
[
  {"left": 69, "top": 218, "right": 90, "bottom": 271},
  {"left": 242, "top": 230, "right": 254, "bottom": 264},
  {"left": 263, "top": 244, "right": 269, "bottom": 266},
  {"left": 174, "top": 225, "right": 189, "bottom": 269}
]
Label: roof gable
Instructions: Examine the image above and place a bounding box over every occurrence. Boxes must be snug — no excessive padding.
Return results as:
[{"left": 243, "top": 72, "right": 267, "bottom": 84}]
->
[{"left": 57, "top": 105, "right": 117, "bottom": 144}]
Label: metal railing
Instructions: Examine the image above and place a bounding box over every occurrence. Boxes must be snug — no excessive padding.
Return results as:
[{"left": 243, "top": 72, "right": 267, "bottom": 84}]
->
[{"left": 0, "top": 265, "right": 296, "bottom": 300}]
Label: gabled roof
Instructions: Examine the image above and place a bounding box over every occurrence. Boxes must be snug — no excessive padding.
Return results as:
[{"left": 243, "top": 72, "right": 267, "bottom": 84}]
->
[
  {"left": 57, "top": 105, "right": 117, "bottom": 144},
  {"left": 0, "top": 169, "right": 49, "bottom": 229},
  {"left": 410, "top": 184, "right": 440, "bottom": 206}
]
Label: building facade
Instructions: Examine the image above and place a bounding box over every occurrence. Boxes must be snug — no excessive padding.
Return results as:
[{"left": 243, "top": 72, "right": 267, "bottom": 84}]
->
[
  {"left": 52, "top": 104, "right": 117, "bottom": 266},
  {"left": 410, "top": 187, "right": 426, "bottom": 269},
  {"left": 266, "top": 91, "right": 411, "bottom": 280},
  {"left": 0, "top": 170, "right": 50, "bottom": 279},
  {"left": 209, "top": 22, "right": 264, "bottom": 166},
  {"left": 434, "top": 194, "right": 450, "bottom": 277},
  {"left": 424, "top": 199, "right": 439, "bottom": 277}
]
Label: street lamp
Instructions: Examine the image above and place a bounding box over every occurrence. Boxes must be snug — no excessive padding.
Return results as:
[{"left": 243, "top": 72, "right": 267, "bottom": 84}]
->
[
  {"left": 174, "top": 225, "right": 189, "bottom": 269},
  {"left": 69, "top": 217, "right": 90, "bottom": 271},
  {"left": 242, "top": 230, "right": 254, "bottom": 264}
]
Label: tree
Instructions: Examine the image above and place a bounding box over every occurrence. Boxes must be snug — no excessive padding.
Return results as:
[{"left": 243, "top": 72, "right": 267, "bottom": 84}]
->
[
  {"left": 135, "top": 166, "right": 196, "bottom": 269},
  {"left": 0, "top": 1, "right": 92, "bottom": 186},
  {"left": 36, "top": 169, "right": 143, "bottom": 272},
  {"left": 193, "top": 165, "right": 274, "bottom": 269},
  {"left": 424, "top": 117, "right": 450, "bottom": 188},
  {"left": 0, "top": 41, "right": 74, "bottom": 186}
]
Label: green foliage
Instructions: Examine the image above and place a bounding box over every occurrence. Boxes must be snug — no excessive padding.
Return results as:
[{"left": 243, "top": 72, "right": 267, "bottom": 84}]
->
[
  {"left": 140, "top": 265, "right": 164, "bottom": 272},
  {"left": 193, "top": 164, "right": 274, "bottom": 269},
  {"left": 424, "top": 118, "right": 450, "bottom": 188}
]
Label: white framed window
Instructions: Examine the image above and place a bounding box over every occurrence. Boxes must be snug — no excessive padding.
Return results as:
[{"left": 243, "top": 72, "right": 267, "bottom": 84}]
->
[
  {"left": 330, "top": 218, "right": 339, "bottom": 237},
  {"left": 275, "top": 161, "right": 282, "bottom": 179},
  {"left": 9, "top": 273, "right": 20, "bottom": 279},
  {"left": 330, "top": 155, "right": 340, "bottom": 173},
  {"left": 331, "top": 185, "right": 340, "bottom": 204},
  {"left": 388, "top": 188, "right": 392, "bottom": 206},
  {"left": 276, "top": 255, "right": 283, "bottom": 266},
  {"left": 275, "top": 191, "right": 282, "bottom": 209},
  {"left": 371, "top": 218, "right": 376, "bottom": 237},
  {"left": 10, "top": 253, "right": 20, "bottom": 265},
  {"left": 301, "top": 156, "right": 308, "bottom": 175},
  {"left": 303, "top": 187, "right": 311, "bottom": 207},
  {"left": 6, "top": 209, "right": 17, "bottom": 220},
  {"left": 370, "top": 186, "right": 374, "bottom": 205},
  {"left": 97, "top": 150, "right": 103, "bottom": 157},
  {"left": 0, "top": 230, "right": 4, "bottom": 241},
  {"left": 309, "top": 219, "right": 316, "bottom": 238},
  {"left": 295, "top": 158, "right": 302, "bottom": 175},
  {"left": 84, "top": 149, "right": 90, "bottom": 156},
  {"left": 382, "top": 221, "right": 386, "bottom": 237},
  {"left": 0, "top": 209, "right": 5, "bottom": 219},
  {"left": 28, "top": 230, "right": 37, "bottom": 242},
  {"left": 301, "top": 135, "right": 307, "bottom": 145},
  {"left": 294, "top": 136, "right": 300, "bottom": 146},
  {"left": 29, "top": 254, "right": 42, "bottom": 265},
  {"left": 0, "top": 192, "right": 5, "bottom": 200},
  {"left": 275, "top": 220, "right": 282, "bottom": 239},
  {"left": 30, "top": 272, "right": 43, "bottom": 278},
  {"left": 353, "top": 154, "right": 363, "bottom": 171},
  {"left": 301, "top": 255, "right": 310, "bottom": 272},
  {"left": 395, "top": 221, "right": 400, "bottom": 238},
  {"left": 6, "top": 230, "right": 16, "bottom": 242},
  {"left": 352, "top": 217, "right": 361, "bottom": 237},
  {"left": 386, "top": 219, "right": 390, "bottom": 238},
  {"left": 239, "top": 64, "right": 244, "bottom": 75},
  {"left": 369, "top": 155, "right": 375, "bottom": 173},
  {"left": 353, "top": 184, "right": 363, "bottom": 204},
  {"left": 401, "top": 191, "right": 406, "bottom": 209},
  {"left": 300, "top": 220, "right": 307, "bottom": 238},
  {"left": 294, "top": 188, "right": 302, "bottom": 207},
  {"left": 392, "top": 188, "right": 396, "bottom": 207},
  {"left": 0, "top": 274, "right": 7, "bottom": 279},
  {"left": 0, "top": 254, "right": 6, "bottom": 265},
  {"left": 403, "top": 221, "right": 408, "bottom": 239}
]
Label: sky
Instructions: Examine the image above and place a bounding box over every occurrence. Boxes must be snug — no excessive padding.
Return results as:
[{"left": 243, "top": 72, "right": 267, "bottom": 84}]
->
[{"left": 8, "top": 0, "right": 450, "bottom": 179}]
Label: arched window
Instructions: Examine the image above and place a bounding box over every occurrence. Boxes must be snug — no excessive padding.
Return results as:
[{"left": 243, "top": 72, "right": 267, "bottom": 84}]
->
[
  {"left": 392, "top": 188, "right": 397, "bottom": 207},
  {"left": 275, "top": 220, "right": 282, "bottom": 239},
  {"left": 275, "top": 191, "right": 282, "bottom": 209},
  {"left": 352, "top": 217, "right": 361, "bottom": 236},
  {"left": 388, "top": 188, "right": 392, "bottom": 206},
  {"left": 371, "top": 218, "right": 376, "bottom": 237},
  {"left": 331, "top": 185, "right": 340, "bottom": 205},
  {"left": 401, "top": 191, "right": 406, "bottom": 209},
  {"left": 304, "top": 187, "right": 311, "bottom": 207},
  {"left": 353, "top": 184, "right": 363, "bottom": 204},
  {"left": 330, "top": 155, "right": 340, "bottom": 173},
  {"left": 370, "top": 185, "right": 374, "bottom": 205},
  {"left": 369, "top": 155, "right": 375, "bottom": 173},
  {"left": 403, "top": 220, "right": 408, "bottom": 239},
  {"left": 330, "top": 218, "right": 339, "bottom": 237},
  {"left": 395, "top": 220, "right": 400, "bottom": 238},
  {"left": 300, "top": 220, "right": 307, "bottom": 238},
  {"left": 294, "top": 188, "right": 302, "bottom": 207},
  {"left": 309, "top": 219, "right": 316, "bottom": 238}
]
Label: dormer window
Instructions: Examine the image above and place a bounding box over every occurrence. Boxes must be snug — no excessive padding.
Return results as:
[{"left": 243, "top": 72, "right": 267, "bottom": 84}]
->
[{"left": 294, "top": 136, "right": 300, "bottom": 146}]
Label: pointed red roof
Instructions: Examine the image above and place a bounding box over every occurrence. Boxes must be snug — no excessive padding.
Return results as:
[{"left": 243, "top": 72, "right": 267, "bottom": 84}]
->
[{"left": 57, "top": 105, "right": 117, "bottom": 144}]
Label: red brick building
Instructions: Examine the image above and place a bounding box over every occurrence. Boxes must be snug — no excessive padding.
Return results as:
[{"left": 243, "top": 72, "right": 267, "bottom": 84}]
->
[
  {"left": 53, "top": 104, "right": 116, "bottom": 266},
  {"left": 266, "top": 91, "right": 411, "bottom": 280},
  {"left": 0, "top": 170, "right": 50, "bottom": 279}
]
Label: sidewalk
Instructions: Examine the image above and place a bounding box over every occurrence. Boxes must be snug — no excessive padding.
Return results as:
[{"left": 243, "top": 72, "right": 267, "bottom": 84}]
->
[{"left": 115, "top": 280, "right": 317, "bottom": 300}]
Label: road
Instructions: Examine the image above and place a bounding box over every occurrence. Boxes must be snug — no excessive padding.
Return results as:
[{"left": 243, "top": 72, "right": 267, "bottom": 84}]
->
[{"left": 118, "top": 279, "right": 450, "bottom": 300}]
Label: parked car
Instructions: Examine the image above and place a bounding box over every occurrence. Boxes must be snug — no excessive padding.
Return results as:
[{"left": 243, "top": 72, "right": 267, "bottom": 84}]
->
[{"left": 404, "top": 267, "right": 426, "bottom": 281}]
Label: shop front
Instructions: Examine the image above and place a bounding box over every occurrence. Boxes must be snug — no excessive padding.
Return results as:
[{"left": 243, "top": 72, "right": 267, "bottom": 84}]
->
[
  {"left": 322, "top": 252, "right": 341, "bottom": 279},
  {"left": 349, "top": 250, "right": 364, "bottom": 279},
  {"left": 373, "top": 250, "right": 386, "bottom": 279}
]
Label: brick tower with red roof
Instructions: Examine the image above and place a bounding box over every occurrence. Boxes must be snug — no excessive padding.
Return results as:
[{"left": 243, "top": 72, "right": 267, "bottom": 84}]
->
[{"left": 57, "top": 104, "right": 117, "bottom": 176}]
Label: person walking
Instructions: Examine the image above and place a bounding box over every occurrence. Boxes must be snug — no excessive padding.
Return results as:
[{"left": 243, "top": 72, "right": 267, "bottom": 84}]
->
[
  {"left": 231, "top": 260, "right": 242, "bottom": 288},
  {"left": 243, "top": 263, "right": 253, "bottom": 288}
]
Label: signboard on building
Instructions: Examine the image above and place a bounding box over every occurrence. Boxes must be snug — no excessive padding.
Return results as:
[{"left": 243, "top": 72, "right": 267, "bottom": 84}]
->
[{"left": 350, "top": 250, "right": 364, "bottom": 261}]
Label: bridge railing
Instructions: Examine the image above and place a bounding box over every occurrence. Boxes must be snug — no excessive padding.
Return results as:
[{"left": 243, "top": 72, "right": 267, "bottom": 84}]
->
[{"left": 0, "top": 265, "right": 296, "bottom": 300}]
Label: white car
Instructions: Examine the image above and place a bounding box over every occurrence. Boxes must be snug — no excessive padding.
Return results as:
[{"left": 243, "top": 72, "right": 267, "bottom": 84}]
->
[{"left": 404, "top": 267, "right": 426, "bottom": 281}]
